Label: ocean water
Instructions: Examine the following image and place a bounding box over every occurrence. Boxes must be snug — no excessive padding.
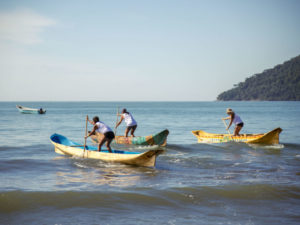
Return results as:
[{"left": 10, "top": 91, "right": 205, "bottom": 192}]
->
[{"left": 0, "top": 101, "right": 300, "bottom": 225}]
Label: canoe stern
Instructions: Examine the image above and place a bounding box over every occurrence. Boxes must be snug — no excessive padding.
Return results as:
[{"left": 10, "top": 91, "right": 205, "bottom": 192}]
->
[{"left": 246, "top": 127, "right": 282, "bottom": 145}]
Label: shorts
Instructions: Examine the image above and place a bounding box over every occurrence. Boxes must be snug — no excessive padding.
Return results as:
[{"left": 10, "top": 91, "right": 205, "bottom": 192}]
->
[
  {"left": 237, "top": 122, "right": 244, "bottom": 127},
  {"left": 127, "top": 125, "right": 137, "bottom": 130},
  {"left": 104, "top": 131, "right": 115, "bottom": 140}
]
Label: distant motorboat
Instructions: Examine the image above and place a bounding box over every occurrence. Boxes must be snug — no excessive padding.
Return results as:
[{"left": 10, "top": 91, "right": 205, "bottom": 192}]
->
[{"left": 16, "top": 105, "right": 46, "bottom": 114}]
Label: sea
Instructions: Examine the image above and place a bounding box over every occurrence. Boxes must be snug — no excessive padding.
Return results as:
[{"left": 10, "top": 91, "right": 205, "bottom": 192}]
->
[{"left": 0, "top": 101, "right": 299, "bottom": 225}]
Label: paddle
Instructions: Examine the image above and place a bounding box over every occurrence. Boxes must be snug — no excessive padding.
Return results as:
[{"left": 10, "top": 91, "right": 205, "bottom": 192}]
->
[
  {"left": 83, "top": 115, "right": 88, "bottom": 156},
  {"left": 222, "top": 119, "right": 233, "bottom": 140},
  {"left": 114, "top": 107, "right": 119, "bottom": 136}
]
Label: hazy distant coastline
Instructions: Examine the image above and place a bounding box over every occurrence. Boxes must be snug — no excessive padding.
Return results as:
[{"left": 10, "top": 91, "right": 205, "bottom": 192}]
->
[{"left": 217, "top": 55, "right": 300, "bottom": 101}]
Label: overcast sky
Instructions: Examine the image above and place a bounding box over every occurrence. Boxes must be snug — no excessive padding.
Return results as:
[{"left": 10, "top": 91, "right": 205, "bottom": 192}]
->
[{"left": 0, "top": 0, "right": 300, "bottom": 101}]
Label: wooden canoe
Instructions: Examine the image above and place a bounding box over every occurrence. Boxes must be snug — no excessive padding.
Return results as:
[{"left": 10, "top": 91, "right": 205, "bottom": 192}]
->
[
  {"left": 16, "top": 105, "right": 46, "bottom": 114},
  {"left": 191, "top": 127, "right": 282, "bottom": 145},
  {"left": 90, "top": 129, "right": 169, "bottom": 146},
  {"left": 50, "top": 133, "right": 164, "bottom": 167}
]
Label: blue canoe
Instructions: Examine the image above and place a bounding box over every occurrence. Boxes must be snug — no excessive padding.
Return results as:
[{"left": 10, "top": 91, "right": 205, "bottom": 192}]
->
[{"left": 50, "top": 133, "right": 163, "bottom": 167}]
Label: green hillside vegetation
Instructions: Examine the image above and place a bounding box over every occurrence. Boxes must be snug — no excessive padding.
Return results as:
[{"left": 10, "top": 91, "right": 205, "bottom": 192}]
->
[{"left": 217, "top": 55, "right": 300, "bottom": 101}]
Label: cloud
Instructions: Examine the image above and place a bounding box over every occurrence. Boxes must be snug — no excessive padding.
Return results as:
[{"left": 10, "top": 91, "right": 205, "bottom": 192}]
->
[{"left": 0, "top": 9, "right": 55, "bottom": 44}]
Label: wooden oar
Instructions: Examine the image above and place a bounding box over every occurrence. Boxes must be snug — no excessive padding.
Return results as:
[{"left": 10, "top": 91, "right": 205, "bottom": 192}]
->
[
  {"left": 83, "top": 115, "right": 88, "bottom": 155},
  {"left": 114, "top": 107, "right": 119, "bottom": 136}
]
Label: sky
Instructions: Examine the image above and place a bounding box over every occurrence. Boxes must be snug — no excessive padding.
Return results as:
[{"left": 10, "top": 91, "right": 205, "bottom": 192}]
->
[{"left": 0, "top": 0, "right": 300, "bottom": 101}]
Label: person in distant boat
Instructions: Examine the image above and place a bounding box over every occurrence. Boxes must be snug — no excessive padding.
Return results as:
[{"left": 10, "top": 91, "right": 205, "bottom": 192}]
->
[
  {"left": 115, "top": 108, "right": 138, "bottom": 137},
  {"left": 85, "top": 116, "right": 114, "bottom": 152},
  {"left": 222, "top": 108, "right": 244, "bottom": 136},
  {"left": 39, "top": 108, "right": 43, "bottom": 114}
]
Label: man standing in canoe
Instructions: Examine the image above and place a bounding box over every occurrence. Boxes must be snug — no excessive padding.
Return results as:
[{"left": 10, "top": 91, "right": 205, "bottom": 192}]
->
[
  {"left": 222, "top": 108, "right": 244, "bottom": 136},
  {"left": 85, "top": 116, "right": 114, "bottom": 152},
  {"left": 115, "top": 108, "right": 138, "bottom": 137}
]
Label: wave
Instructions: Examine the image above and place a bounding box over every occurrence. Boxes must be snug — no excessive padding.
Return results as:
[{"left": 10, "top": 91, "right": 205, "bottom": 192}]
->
[
  {"left": 166, "top": 141, "right": 300, "bottom": 154},
  {"left": 165, "top": 143, "right": 218, "bottom": 152},
  {"left": 282, "top": 143, "right": 300, "bottom": 149},
  {"left": 248, "top": 143, "right": 285, "bottom": 150},
  {"left": 0, "top": 146, "right": 18, "bottom": 151},
  {"left": 0, "top": 144, "right": 52, "bottom": 151},
  {"left": 1, "top": 184, "right": 299, "bottom": 213}
]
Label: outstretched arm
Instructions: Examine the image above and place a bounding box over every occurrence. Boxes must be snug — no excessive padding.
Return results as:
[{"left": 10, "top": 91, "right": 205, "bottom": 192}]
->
[
  {"left": 85, "top": 124, "right": 98, "bottom": 139},
  {"left": 222, "top": 116, "right": 231, "bottom": 120},
  {"left": 86, "top": 115, "right": 94, "bottom": 125},
  {"left": 226, "top": 115, "right": 234, "bottom": 130},
  {"left": 115, "top": 116, "right": 124, "bottom": 128}
]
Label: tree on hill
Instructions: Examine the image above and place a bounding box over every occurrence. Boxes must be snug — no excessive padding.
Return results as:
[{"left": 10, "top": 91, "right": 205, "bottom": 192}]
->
[{"left": 217, "top": 55, "right": 300, "bottom": 101}]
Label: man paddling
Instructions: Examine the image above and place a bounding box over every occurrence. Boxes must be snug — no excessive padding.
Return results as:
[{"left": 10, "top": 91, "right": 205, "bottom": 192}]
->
[
  {"left": 222, "top": 108, "right": 244, "bottom": 136},
  {"left": 115, "top": 108, "right": 138, "bottom": 137},
  {"left": 85, "top": 116, "right": 114, "bottom": 152}
]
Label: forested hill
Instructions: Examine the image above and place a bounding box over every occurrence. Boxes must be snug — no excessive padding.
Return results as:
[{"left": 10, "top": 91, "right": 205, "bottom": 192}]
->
[{"left": 217, "top": 55, "right": 300, "bottom": 101}]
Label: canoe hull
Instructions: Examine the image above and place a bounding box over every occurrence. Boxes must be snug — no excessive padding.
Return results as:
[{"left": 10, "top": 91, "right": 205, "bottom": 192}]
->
[
  {"left": 191, "top": 128, "right": 282, "bottom": 145},
  {"left": 90, "top": 129, "right": 169, "bottom": 146},
  {"left": 50, "top": 134, "right": 163, "bottom": 167}
]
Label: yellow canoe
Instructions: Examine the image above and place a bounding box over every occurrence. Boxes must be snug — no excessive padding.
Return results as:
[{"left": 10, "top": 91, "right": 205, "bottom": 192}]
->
[
  {"left": 50, "top": 133, "right": 163, "bottom": 167},
  {"left": 191, "top": 127, "right": 282, "bottom": 145}
]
